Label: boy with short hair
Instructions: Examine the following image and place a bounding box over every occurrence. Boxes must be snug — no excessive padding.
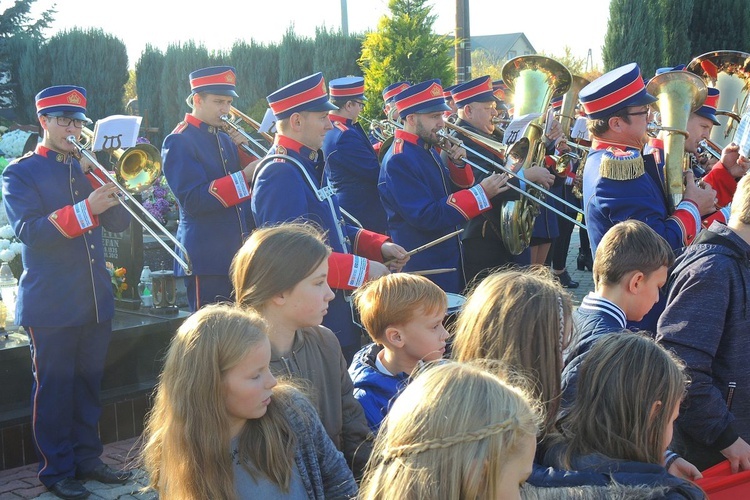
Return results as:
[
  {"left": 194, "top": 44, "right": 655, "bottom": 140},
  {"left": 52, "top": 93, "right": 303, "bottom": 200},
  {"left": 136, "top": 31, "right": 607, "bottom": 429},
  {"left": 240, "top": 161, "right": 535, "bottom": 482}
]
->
[
  {"left": 349, "top": 273, "right": 449, "bottom": 431},
  {"left": 560, "top": 219, "right": 674, "bottom": 413}
]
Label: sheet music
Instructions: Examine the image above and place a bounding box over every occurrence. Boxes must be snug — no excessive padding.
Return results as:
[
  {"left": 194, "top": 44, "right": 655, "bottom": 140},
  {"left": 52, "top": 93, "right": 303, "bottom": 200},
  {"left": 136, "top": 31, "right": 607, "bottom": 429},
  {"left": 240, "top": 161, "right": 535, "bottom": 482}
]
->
[
  {"left": 571, "top": 117, "right": 590, "bottom": 142},
  {"left": 502, "top": 113, "right": 542, "bottom": 146},
  {"left": 735, "top": 113, "right": 750, "bottom": 158},
  {"left": 91, "top": 115, "right": 142, "bottom": 152},
  {"left": 259, "top": 108, "right": 277, "bottom": 135}
]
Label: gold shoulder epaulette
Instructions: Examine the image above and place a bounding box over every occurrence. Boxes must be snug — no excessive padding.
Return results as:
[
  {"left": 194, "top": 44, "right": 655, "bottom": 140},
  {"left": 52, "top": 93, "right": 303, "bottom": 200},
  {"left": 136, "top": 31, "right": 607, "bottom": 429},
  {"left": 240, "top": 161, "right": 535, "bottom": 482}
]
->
[{"left": 599, "top": 148, "right": 644, "bottom": 181}]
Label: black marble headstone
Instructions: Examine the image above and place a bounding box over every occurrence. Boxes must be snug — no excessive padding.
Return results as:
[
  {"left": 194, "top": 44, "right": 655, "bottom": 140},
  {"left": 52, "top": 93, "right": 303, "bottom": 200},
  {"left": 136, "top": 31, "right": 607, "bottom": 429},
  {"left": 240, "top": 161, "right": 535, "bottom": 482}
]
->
[{"left": 102, "top": 208, "right": 144, "bottom": 301}]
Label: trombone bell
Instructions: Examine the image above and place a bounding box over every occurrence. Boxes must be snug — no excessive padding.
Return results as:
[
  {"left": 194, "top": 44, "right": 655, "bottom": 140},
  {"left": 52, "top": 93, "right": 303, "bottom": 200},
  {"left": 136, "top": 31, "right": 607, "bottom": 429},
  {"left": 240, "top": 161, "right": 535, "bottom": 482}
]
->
[{"left": 113, "top": 145, "right": 162, "bottom": 193}]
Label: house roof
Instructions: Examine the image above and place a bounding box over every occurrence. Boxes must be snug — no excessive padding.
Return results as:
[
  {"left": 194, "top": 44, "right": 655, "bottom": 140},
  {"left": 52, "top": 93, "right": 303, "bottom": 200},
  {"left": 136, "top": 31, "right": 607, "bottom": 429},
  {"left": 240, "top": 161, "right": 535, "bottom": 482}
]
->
[{"left": 469, "top": 33, "right": 536, "bottom": 59}]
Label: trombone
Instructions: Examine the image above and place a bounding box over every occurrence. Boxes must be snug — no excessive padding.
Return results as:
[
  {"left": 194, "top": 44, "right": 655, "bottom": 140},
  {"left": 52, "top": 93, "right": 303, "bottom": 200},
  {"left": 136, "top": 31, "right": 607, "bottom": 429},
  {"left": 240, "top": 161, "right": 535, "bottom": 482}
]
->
[
  {"left": 67, "top": 132, "right": 193, "bottom": 275},
  {"left": 220, "top": 106, "right": 274, "bottom": 158},
  {"left": 436, "top": 126, "right": 585, "bottom": 230}
]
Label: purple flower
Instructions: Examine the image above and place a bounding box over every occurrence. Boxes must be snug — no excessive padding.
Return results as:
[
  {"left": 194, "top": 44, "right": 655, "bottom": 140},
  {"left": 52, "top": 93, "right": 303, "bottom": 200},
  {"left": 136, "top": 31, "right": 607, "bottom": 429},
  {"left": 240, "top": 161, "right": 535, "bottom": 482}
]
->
[{"left": 152, "top": 186, "right": 168, "bottom": 199}]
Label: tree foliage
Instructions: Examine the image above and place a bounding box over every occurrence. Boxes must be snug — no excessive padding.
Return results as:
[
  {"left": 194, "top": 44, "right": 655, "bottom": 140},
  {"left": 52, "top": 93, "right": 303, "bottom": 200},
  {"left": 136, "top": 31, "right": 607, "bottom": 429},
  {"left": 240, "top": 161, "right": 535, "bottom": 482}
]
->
[
  {"left": 135, "top": 45, "right": 165, "bottom": 143},
  {"left": 661, "top": 0, "right": 693, "bottom": 67},
  {"left": 689, "top": 0, "right": 750, "bottom": 56},
  {"left": 43, "top": 28, "right": 129, "bottom": 121},
  {"left": 602, "top": 0, "right": 663, "bottom": 77},
  {"left": 359, "top": 0, "right": 455, "bottom": 118},
  {"left": 230, "top": 39, "right": 280, "bottom": 118},
  {"left": 313, "top": 26, "right": 362, "bottom": 81},
  {"left": 278, "top": 26, "right": 314, "bottom": 87}
]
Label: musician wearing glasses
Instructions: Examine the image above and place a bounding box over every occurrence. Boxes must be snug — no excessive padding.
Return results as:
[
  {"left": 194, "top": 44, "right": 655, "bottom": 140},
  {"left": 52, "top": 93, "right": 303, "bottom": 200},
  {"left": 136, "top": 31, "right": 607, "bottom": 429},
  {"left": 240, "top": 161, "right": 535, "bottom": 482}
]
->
[
  {"left": 580, "top": 63, "right": 729, "bottom": 331},
  {"left": 2, "top": 85, "right": 132, "bottom": 499},
  {"left": 322, "top": 76, "right": 388, "bottom": 234},
  {"left": 162, "top": 66, "right": 256, "bottom": 312},
  {"left": 252, "top": 72, "right": 408, "bottom": 364},
  {"left": 446, "top": 75, "right": 555, "bottom": 282},
  {"left": 379, "top": 79, "right": 510, "bottom": 294}
]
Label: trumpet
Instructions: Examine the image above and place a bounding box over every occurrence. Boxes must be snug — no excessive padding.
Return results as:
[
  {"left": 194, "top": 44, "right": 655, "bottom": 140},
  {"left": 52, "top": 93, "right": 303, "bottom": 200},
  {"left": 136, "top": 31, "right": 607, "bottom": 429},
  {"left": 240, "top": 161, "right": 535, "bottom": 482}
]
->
[
  {"left": 67, "top": 132, "right": 193, "bottom": 275},
  {"left": 436, "top": 128, "right": 585, "bottom": 230},
  {"left": 220, "top": 106, "right": 274, "bottom": 158},
  {"left": 699, "top": 138, "right": 722, "bottom": 160}
]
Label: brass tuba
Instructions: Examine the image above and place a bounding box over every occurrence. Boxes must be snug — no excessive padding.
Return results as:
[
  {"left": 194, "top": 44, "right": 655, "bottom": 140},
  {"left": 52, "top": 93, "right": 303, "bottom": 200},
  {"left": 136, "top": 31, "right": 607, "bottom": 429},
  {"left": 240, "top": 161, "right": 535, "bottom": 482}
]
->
[
  {"left": 499, "top": 55, "right": 572, "bottom": 255},
  {"left": 557, "top": 75, "right": 591, "bottom": 137},
  {"left": 687, "top": 50, "right": 750, "bottom": 149},
  {"left": 646, "top": 72, "right": 707, "bottom": 211}
]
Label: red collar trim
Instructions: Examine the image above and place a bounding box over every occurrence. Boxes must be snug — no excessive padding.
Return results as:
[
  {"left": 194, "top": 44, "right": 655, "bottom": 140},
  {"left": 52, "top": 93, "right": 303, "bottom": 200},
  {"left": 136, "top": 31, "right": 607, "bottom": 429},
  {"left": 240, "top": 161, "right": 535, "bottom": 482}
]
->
[
  {"left": 275, "top": 135, "right": 306, "bottom": 154},
  {"left": 648, "top": 137, "right": 664, "bottom": 150},
  {"left": 185, "top": 114, "right": 203, "bottom": 128},
  {"left": 329, "top": 114, "right": 351, "bottom": 125},
  {"left": 395, "top": 129, "right": 421, "bottom": 146},
  {"left": 591, "top": 137, "right": 640, "bottom": 151}
]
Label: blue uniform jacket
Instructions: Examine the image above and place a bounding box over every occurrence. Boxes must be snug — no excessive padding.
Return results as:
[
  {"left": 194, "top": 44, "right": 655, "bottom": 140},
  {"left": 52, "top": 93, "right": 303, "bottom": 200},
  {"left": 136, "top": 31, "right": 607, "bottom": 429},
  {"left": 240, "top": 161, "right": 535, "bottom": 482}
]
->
[
  {"left": 323, "top": 115, "right": 388, "bottom": 234},
  {"left": 2, "top": 147, "right": 130, "bottom": 327},
  {"left": 380, "top": 129, "right": 491, "bottom": 294},
  {"left": 348, "top": 343, "right": 410, "bottom": 432},
  {"left": 252, "top": 136, "right": 387, "bottom": 349},
  {"left": 560, "top": 293, "right": 627, "bottom": 418},
  {"left": 162, "top": 114, "right": 253, "bottom": 277}
]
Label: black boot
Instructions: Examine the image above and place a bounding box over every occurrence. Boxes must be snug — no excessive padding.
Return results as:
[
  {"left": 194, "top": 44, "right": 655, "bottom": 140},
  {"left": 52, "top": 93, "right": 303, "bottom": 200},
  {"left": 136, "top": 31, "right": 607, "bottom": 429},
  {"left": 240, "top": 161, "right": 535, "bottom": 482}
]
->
[
  {"left": 576, "top": 250, "right": 593, "bottom": 271},
  {"left": 554, "top": 270, "right": 579, "bottom": 289}
]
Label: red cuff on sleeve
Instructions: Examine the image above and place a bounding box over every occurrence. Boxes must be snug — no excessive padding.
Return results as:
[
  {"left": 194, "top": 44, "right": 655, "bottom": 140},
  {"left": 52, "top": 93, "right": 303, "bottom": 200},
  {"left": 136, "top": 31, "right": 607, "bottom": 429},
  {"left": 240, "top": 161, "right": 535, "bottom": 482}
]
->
[
  {"left": 209, "top": 172, "right": 251, "bottom": 208},
  {"left": 48, "top": 203, "right": 100, "bottom": 239},
  {"left": 353, "top": 230, "right": 390, "bottom": 262},
  {"left": 327, "top": 253, "right": 369, "bottom": 290},
  {"left": 447, "top": 159, "right": 474, "bottom": 188},
  {"left": 702, "top": 209, "right": 728, "bottom": 228},
  {"left": 446, "top": 188, "right": 488, "bottom": 220},
  {"left": 704, "top": 162, "right": 738, "bottom": 208},
  {"left": 671, "top": 207, "right": 699, "bottom": 245}
]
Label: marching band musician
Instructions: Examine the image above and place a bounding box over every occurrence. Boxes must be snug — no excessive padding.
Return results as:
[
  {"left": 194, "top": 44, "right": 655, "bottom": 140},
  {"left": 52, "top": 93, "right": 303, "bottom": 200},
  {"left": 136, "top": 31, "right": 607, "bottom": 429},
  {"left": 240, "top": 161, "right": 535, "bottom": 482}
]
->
[
  {"left": 646, "top": 66, "right": 728, "bottom": 181},
  {"left": 372, "top": 81, "right": 410, "bottom": 157},
  {"left": 252, "top": 72, "right": 408, "bottom": 363},
  {"left": 323, "top": 76, "right": 388, "bottom": 234},
  {"left": 162, "top": 66, "right": 257, "bottom": 311},
  {"left": 443, "top": 83, "right": 459, "bottom": 118},
  {"left": 2, "top": 85, "right": 132, "bottom": 498},
  {"left": 378, "top": 79, "right": 510, "bottom": 294},
  {"left": 447, "top": 75, "right": 554, "bottom": 282},
  {"left": 580, "top": 63, "right": 729, "bottom": 331}
]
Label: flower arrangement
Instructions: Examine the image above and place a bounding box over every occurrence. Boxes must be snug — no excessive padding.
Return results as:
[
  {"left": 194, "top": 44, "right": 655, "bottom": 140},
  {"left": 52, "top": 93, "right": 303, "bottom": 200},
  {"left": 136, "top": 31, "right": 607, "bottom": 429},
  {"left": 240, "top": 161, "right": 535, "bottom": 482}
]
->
[
  {"left": 106, "top": 261, "right": 128, "bottom": 299},
  {"left": 142, "top": 177, "right": 178, "bottom": 224},
  {"left": 0, "top": 225, "right": 22, "bottom": 264}
]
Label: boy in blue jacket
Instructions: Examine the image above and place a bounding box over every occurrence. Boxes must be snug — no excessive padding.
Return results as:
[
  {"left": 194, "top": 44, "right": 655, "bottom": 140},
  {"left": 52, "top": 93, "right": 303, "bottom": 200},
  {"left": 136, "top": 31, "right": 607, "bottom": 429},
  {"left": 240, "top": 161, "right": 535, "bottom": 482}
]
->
[{"left": 348, "top": 273, "right": 448, "bottom": 431}]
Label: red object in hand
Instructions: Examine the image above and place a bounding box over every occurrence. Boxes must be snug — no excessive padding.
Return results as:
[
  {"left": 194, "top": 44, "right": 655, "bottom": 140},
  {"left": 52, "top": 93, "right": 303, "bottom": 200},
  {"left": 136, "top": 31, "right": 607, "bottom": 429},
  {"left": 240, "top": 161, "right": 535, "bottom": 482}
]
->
[{"left": 695, "top": 460, "right": 750, "bottom": 499}]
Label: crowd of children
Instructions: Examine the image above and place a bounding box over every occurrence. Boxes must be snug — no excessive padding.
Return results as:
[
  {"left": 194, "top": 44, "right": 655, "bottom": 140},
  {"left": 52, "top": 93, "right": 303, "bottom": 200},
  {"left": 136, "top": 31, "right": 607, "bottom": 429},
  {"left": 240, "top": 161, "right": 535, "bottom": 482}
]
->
[{"left": 137, "top": 176, "right": 750, "bottom": 498}]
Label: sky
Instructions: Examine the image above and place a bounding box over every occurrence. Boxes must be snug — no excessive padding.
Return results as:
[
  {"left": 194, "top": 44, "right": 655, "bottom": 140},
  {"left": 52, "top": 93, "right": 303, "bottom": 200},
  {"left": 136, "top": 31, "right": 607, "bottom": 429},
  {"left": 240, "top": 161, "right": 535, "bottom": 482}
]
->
[{"left": 18, "top": 0, "right": 610, "bottom": 70}]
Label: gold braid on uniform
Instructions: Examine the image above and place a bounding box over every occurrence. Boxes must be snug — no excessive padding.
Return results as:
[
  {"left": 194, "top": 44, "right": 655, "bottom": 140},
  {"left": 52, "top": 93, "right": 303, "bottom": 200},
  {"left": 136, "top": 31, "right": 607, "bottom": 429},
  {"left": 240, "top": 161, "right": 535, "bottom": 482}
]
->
[
  {"left": 599, "top": 148, "right": 644, "bottom": 181},
  {"left": 381, "top": 418, "right": 516, "bottom": 461}
]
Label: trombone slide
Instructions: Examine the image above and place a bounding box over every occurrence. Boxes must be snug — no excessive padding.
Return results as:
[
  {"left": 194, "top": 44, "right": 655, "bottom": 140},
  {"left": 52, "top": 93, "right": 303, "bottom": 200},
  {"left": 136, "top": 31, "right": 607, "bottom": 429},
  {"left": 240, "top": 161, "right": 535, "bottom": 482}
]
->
[{"left": 67, "top": 135, "right": 193, "bottom": 276}]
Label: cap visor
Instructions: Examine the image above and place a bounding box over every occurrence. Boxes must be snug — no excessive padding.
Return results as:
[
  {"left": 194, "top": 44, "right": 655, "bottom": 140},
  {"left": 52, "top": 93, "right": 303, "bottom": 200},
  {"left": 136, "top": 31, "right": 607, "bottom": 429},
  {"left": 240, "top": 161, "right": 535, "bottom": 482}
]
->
[
  {"left": 631, "top": 92, "right": 657, "bottom": 107},
  {"left": 46, "top": 111, "right": 91, "bottom": 122},
  {"left": 306, "top": 101, "right": 339, "bottom": 113}
]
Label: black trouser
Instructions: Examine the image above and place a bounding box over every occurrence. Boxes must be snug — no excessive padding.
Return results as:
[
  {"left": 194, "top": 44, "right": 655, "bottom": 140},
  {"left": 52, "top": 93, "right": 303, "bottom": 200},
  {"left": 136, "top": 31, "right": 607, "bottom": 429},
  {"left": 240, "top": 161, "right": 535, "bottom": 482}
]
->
[{"left": 463, "top": 236, "right": 521, "bottom": 290}]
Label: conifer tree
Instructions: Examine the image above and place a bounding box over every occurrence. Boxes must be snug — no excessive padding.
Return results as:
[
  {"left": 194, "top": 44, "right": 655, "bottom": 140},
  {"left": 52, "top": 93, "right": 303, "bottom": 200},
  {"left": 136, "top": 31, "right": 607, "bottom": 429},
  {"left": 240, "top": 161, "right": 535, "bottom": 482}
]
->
[
  {"left": 689, "top": 0, "right": 750, "bottom": 56},
  {"left": 602, "top": 0, "right": 663, "bottom": 77},
  {"left": 135, "top": 45, "right": 165, "bottom": 144},
  {"left": 230, "top": 39, "right": 280, "bottom": 118},
  {"left": 278, "top": 26, "right": 314, "bottom": 87},
  {"left": 313, "top": 26, "right": 362, "bottom": 81},
  {"left": 661, "top": 0, "right": 693, "bottom": 66},
  {"left": 359, "top": 0, "right": 455, "bottom": 119},
  {"left": 43, "top": 28, "right": 129, "bottom": 121}
]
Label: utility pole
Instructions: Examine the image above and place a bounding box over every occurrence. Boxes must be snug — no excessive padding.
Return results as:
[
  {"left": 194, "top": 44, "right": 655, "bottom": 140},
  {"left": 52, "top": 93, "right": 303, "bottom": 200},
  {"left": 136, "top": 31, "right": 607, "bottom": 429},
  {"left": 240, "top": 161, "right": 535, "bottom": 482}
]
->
[
  {"left": 341, "top": 0, "right": 349, "bottom": 36},
  {"left": 455, "top": 0, "right": 471, "bottom": 84},
  {"left": 586, "top": 48, "right": 593, "bottom": 73}
]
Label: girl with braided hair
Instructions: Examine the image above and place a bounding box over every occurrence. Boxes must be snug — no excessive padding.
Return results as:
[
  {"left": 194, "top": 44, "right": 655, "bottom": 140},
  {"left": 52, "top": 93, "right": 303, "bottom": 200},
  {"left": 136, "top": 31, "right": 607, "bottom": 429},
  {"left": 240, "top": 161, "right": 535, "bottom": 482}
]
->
[{"left": 358, "top": 361, "right": 540, "bottom": 500}]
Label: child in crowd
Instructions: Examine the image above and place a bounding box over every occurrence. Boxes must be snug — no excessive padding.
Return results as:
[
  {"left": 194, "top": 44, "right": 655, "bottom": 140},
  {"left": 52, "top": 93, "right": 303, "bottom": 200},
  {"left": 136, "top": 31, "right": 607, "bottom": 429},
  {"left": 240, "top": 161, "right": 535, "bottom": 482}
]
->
[
  {"left": 561, "top": 219, "right": 674, "bottom": 413},
  {"left": 349, "top": 273, "right": 449, "bottom": 431},
  {"left": 230, "top": 223, "right": 372, "bottom": 475},
  {"left": 141, "top": 304, "right": 356, "bottom": 499},
  {"left": 534, "top": 332, "right": 705, "bottom": 499},
  {"left": 359, "top": 361, "right": 540, "bottom": 500},
  {"left": 452, "top": 267, "right": 572, "bottom": 443}
]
